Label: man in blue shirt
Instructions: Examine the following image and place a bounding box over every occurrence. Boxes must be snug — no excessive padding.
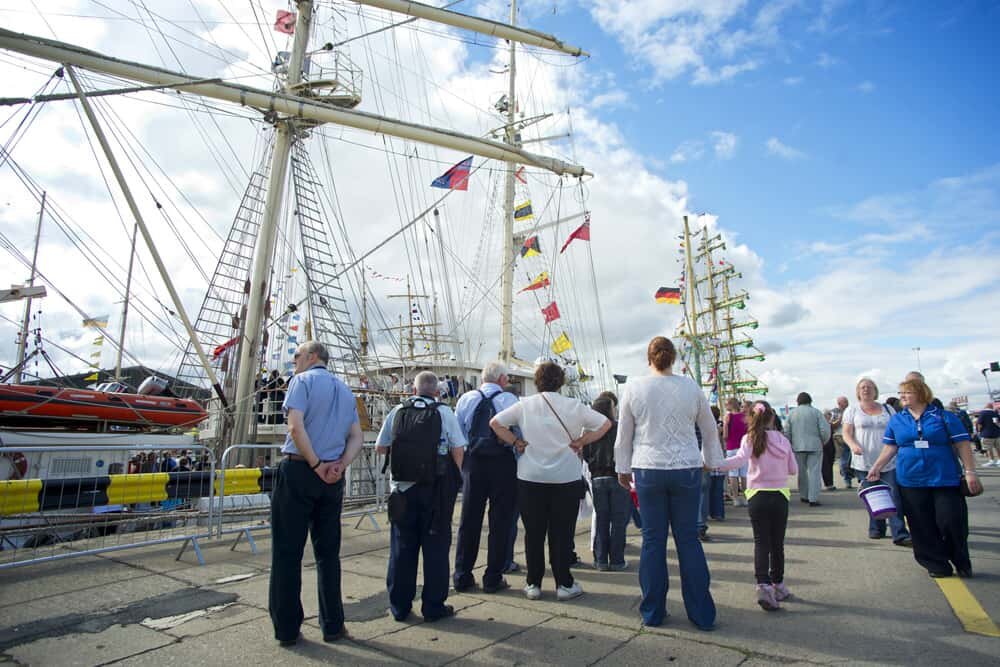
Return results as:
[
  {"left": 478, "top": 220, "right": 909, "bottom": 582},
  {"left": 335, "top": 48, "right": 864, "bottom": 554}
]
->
[
  {"left": 976, "top": 403, "right": 1000, "bottom": 467},
  {"left": 269, "top": 341, "right": 363, "bottom": 647},
  {"left": 452, "top": 361, "right": 520, "bottom": 592},
  {"left": 376, "top": 371, "right": 465, "bottom": 622}
]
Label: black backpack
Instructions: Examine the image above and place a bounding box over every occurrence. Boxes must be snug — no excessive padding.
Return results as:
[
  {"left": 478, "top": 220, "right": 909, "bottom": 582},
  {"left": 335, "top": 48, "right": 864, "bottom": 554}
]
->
[
  {"left": 389, "top": 397, "right": 442, "bottom": 484},
  {"left": 467, "top": 390, "right": 509, "bottom": 457}
]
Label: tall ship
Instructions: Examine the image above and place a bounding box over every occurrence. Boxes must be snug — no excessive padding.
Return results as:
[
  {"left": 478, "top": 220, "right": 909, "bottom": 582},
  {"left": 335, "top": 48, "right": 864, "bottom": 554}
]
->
[
  {"left": 0, "top": 1, "right": 612, "bottom": 479},
  {"left": 675, "top": 215, "right": 768, "bottom": 410}
]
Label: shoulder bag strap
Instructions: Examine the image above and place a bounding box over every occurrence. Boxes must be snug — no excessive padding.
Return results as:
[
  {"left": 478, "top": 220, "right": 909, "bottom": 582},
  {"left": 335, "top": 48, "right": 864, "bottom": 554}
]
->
[{"left": 540, "top": 393, "right": 574, "bottom": 442}]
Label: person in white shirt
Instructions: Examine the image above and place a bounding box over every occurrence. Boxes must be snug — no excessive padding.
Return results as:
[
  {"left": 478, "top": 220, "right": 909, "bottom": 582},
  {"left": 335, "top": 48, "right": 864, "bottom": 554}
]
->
[
  {"left": 614, "top": 336, "right": 724, "bottom": 631},
  {"left": 491, "top": 362, "right": 610, "bottom": 602}
]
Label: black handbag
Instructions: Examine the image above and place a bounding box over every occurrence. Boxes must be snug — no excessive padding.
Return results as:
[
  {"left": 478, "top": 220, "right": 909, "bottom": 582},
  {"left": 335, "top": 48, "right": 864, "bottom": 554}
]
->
[{"left": 940, "top": 412, "right": 983, "bottom": 497}]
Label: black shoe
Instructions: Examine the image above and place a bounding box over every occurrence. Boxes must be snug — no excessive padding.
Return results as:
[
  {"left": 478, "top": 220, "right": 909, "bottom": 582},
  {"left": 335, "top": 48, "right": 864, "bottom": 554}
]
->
[
  {"left": 957, "top": 568, "right": 973, "bottom": 579},
  {"left": 824, "top": 486, "right": 837, "bottom": 492},
  {"left": 424, "top": 605, "right": 455, "bottom": 622},
  {"left": 278, "top": 633, "right": 302, "bottom": 648},
  {"left": 453, "top": 580, "right": 476, "bottom": 592},
  {"left": 502, "top": 562, "right": 521, "bottom": 574},
  {"left": 483, "top": 578, "right": 510, "bottom": 594},
  {"left": 391, "top": 609, "right": 411, "bottom": 622},
  {"left": 893, "top": 537, "right": 913, "bottom": 547},
  {"left": 569, "top": 555, "right": 583, "bottom": 568},
  {"left": 323, "top": 628, "right": 349, "bottom": 643},
  {"left": 928, "top": 570, "right": 953, "bottom": 578},
  {"left": 698, "top": 528, "right": 710, "bottom": 542},
  {"left": 800, "top": 498, "right": 810, "bottom": 504},
  {"left": 868, "top": 533, "right": 884, "bottom": 539},
  {"left": 809, "top": 502, "right": 822, "bottom": 507}
]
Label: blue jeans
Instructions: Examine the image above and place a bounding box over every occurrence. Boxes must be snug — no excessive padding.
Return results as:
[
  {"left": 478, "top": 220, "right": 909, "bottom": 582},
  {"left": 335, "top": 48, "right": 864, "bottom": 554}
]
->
[
  {"left": 634, "top": 468, "right": 716, "bottom": 629},
  {"left": 835, "top": 435, "right": 852, "bottom": 484},
  {"left": 699, "top": 472, "right": 725, "bottom": 527},
  {"left": 856, "top": 469, "right": 909, "bottom": 542},
  {"left": 591, "top": 476, "right": 631, "bottom": 566}
]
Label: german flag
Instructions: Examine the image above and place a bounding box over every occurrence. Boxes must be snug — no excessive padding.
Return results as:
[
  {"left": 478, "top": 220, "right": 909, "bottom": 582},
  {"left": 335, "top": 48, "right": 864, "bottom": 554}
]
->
[
  {"left": 655, "top": 287, "right": 681, "bottom": 304},
  {"left": 520, "top": 235, "right": 541, "bottom": 258}
]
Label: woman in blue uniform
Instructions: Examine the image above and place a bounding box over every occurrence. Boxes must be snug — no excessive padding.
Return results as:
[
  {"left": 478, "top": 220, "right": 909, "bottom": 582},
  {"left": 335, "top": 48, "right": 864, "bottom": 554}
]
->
[{"left": 867, "top": 378, "right": 982, "bottom": 578}]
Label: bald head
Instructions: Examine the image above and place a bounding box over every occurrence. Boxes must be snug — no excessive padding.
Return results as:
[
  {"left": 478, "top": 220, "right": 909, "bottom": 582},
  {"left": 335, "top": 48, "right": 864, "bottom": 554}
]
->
[{"left": 836, "top": 396, "right": 848, "bottom": 409}]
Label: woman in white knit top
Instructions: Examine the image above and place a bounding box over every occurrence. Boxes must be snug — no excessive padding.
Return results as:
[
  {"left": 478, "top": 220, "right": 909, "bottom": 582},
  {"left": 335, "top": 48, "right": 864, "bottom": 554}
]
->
[{"left": 615, "top": 336, "right": 724, "bottom": 630}]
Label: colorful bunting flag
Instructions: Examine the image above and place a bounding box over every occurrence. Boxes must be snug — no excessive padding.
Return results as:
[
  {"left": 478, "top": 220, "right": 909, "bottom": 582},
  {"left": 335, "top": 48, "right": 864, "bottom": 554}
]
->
[
  {"left": 514, "top": 201, "right": 533, "bottom": 221},
  {"left": 520, "top": 235, "right": 542, "bottom": 258},
  {"left": 515, "top": 166, "right": 527, "bottom": 184},
  {"left": 84, "top": 371, "right": 99, "bottom": 382},
  {"left": 274, "top": 10, "right": 296, "bottom": 34},
  {"left": 89, "top": 350, "right": 101, "bottom": 359},
  {"left": 550, "top": 331, "right": 573, "bottom": 355},
  {"left": 541, "top": 301, "right": 560, "bottom": 324},
  {"left": 559, "top": 219, "right": 591, "bottom": 254},
  {"left": 519, "top": 271, "right": 550, "bottom": 293},
  {"left": 92, "top": 336, "right": 104, "bottom": 346},
  {"left": 577, "top": 364, "right": 592, "bottom": 382},
  {"left": 289, "top": 325, "right": 299, "bottom": 332},
  {"left": 655, "top": 287, "right": 682, "bottom": 304},
  {"left": 431, "top": 156, "right": 473, "bottom": 190}
]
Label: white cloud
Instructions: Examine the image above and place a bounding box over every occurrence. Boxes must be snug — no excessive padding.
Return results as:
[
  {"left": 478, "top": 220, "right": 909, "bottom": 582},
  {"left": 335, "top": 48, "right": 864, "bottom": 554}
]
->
[
  {"left": 816, "top": 51, "right": 841, "bottom": 67},
  {"left": 670, "top": 139, "right": 705, "bottom": 163},
  {"left": 591, "top": 89, "right": 630, "bottom": 109},
  {"left": 711, "top": 131, "right": 738, "bottom": 159},
  {"left": 588, "top": 0, "right": 796, "bottom": 85},
  {"left": 857, "top": 80, "right": 876, "bottom": 93},
  {"left": 765, "top": 137, "right": 806, "bottom": 159},
  {"left": 783, "top": 76, "right": 803, "bottom": 85}
]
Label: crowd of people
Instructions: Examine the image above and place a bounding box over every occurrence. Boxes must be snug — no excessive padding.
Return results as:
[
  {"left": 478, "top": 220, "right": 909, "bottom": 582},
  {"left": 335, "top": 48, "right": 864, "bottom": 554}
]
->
[{"left": 266, "top": 339, "right": 989, "bottom": 646}]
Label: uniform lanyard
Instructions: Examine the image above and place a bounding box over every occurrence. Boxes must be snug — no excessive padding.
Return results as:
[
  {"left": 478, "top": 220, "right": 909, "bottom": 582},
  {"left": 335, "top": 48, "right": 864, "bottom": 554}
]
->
[{"left": 915, "top": 417, "right": 923, "bottom": 442}]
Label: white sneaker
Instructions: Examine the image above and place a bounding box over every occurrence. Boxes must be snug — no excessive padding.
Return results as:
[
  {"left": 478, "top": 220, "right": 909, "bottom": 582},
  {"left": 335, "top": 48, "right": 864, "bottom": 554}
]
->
[
  {"left": 523, "top": 584, "right": 542, "bottom": 600},
  {"left": 556, "top": 582, "right": 583, "bottom": 601}
]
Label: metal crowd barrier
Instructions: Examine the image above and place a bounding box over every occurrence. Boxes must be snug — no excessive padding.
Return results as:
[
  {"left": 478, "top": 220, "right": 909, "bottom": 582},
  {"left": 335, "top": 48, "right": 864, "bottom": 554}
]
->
[
  {"left": 214, "top": 443, "right": 387, "bottom": 556},
  {"left": 0, "top": 445, "right": 216, "bottom": 570},
  {"left": 0, "top": 441, "right": 390, "bottom": 570}
]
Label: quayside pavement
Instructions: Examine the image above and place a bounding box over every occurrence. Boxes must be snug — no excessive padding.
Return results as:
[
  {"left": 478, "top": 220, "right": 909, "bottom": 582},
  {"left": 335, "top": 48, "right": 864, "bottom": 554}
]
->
[{"left": 1, "top": 467, "right": 998, "bottom": 666}]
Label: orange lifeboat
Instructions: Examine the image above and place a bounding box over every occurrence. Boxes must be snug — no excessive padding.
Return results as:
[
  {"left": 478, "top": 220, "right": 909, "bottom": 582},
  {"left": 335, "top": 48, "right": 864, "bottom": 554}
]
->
[{"left": 0, "top": 384, "right": 208, "bottom": 429}]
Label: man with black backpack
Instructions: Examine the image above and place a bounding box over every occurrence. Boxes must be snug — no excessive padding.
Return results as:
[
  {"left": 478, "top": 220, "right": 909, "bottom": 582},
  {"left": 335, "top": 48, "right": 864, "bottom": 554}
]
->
[
  {"left": 376, "top": 371, "right": 466, "bottom": 622},
  {"left": 453, "top": 361, "right": 520, "bottom": 593}
]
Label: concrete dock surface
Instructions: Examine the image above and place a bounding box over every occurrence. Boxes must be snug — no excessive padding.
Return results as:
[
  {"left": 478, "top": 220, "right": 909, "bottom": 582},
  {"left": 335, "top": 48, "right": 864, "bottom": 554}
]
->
[{"left": 2, "top": 466, "right": 998, "bottom": 666}]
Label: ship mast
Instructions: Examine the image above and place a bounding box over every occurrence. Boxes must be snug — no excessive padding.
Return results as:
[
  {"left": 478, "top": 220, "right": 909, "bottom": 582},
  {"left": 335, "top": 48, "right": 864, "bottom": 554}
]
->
[
  {"left": 14, "top": 192, "right": 44, "bottom": 384},
  {"left": 499, "top": 0, "right": 518, "bottom": 363},
  {"left": 230, "top": 2, "right": 313, "bottom": 446}
]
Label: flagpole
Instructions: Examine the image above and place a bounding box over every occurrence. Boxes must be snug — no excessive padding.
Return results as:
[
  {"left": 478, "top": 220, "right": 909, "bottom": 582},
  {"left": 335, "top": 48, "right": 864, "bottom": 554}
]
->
[
  {"left": 115, "top": 221, "right": 137, "bottom": 382},
  {"left": 499, "top": 0, "right": 518, "bottom": 363},
  {"left": 231, "top": 1, "right": 312, "bottom": 447},
  {"left": 14, "top": 191, "right": 45, "bottom": 384}
]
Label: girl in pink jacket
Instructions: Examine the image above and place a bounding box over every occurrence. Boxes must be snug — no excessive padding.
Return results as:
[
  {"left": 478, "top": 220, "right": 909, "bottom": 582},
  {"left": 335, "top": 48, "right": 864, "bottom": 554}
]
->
[{"left": 717, "top": 401, "right": 798, "bottom": 611}]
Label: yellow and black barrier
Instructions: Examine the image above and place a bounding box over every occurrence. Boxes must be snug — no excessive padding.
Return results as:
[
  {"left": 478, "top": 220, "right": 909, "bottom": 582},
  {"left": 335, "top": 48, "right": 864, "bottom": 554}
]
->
[{"left": 0, "top": 468, "right": 277, "bottom": 516}]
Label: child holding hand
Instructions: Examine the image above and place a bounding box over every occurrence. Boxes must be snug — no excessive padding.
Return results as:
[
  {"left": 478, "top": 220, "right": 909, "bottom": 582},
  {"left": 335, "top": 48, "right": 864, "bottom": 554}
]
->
[{"left": 717, "top": 401, "right": 798, "bottom": 611}]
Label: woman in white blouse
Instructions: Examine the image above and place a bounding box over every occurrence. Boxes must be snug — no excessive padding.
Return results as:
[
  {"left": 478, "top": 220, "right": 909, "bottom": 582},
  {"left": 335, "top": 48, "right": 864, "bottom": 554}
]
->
[
  {"left": 842, "top": 377, "right": 911, "bottom": 545},
  {"left": 615, "top": 337, "right": 724, "bottom": 630},
  {"left": 491, "top": 362, "right": 610, "bottom": 601}
]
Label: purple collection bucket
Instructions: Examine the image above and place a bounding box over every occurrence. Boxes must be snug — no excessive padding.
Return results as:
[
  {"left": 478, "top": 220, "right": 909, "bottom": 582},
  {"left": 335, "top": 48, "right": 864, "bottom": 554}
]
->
[{"left": 858, "top": 482, "right": 896, "bottom": 519}]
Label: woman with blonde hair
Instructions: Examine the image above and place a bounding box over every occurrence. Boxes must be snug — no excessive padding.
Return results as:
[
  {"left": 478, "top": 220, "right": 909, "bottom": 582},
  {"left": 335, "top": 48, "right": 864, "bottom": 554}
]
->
[
  {"left": 843, "top": 378, "right": 910, "bottom": 545},
  {"left": 868, "top": 378, "right": 980, "bottom": 577},
  {"left": 615, "top": 337, "right": 723, "bottom": 630}
]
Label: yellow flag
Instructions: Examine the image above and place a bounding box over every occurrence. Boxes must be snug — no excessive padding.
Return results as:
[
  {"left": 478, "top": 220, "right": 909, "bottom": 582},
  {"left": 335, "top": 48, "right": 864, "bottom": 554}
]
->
[
  {"left": 90, "top": 350, "right": 101, "bottom": 359},
  {"left": 92, "top": 336, "right": 104, "bottom": 345},
  {"left": 84, "top": 371, "right": 99, "bottom": 381},
  {"left": 551, "top": 332, "right": 572, "bottom": 355}
]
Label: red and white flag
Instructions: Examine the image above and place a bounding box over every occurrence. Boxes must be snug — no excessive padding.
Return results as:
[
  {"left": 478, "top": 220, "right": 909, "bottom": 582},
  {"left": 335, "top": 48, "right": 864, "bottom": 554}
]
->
[{"left": 274, "top": 10, "right": 296, "bottom": 35}]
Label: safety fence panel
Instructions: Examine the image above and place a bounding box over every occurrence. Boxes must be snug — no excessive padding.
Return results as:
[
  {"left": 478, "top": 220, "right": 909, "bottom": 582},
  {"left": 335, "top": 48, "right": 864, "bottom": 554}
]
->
[
  {"left": 0, "top": 445, "right": 215, "bottom": 570},
  {"left": 214, "top": 444, "right": 387, "bottom": 554}
]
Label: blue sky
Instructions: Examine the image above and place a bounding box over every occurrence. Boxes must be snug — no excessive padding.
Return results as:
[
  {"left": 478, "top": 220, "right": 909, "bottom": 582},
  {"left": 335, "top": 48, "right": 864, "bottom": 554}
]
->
[{"left": 509, "top": 0, "right": 1000, "bottom": 284}]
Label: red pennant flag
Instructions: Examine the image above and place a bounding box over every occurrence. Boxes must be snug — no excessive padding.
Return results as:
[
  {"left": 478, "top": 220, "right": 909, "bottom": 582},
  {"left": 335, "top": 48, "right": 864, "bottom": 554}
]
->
[
  {"left": 274, "top": 10, "right": 296, "bottom": 34},
  {"left": 559, "top": 221, "right": 591, "bottom": 254},
  {"left": 212, "top": 336, "right": 239, "bottom": 361},
  {"left": 541, "top": 301, "right": 561, "bottom": 324},
  {"left": 515, "top": 166, "right": 527, "bottom": 184}
]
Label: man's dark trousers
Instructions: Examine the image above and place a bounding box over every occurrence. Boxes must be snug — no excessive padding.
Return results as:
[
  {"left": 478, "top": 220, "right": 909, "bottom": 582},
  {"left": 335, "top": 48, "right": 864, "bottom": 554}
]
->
[
  {"left": 453, "top": 451, "right": 517, "bottom": 589},
  {"left": 387, "top": 482, "right": 455, "bottom": 620},
  {"left": 269, "top": 459, "right": 345, "bottom": 642}
]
